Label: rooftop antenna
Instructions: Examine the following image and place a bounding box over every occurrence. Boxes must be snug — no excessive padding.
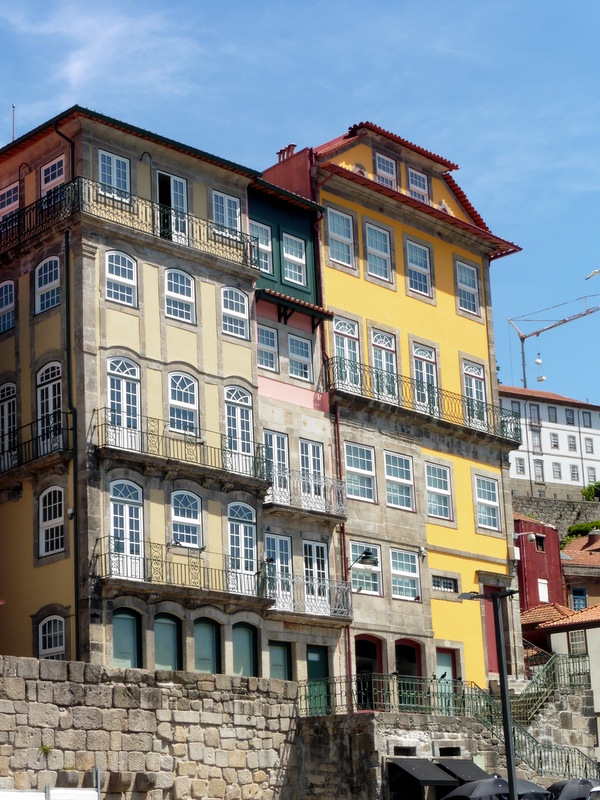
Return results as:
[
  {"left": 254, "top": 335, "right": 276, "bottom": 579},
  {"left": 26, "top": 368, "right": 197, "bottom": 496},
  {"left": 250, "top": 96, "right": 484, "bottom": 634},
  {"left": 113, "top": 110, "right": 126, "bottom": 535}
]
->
[{"left": 12, "top": 104, "right": 15, "bottom": 141}]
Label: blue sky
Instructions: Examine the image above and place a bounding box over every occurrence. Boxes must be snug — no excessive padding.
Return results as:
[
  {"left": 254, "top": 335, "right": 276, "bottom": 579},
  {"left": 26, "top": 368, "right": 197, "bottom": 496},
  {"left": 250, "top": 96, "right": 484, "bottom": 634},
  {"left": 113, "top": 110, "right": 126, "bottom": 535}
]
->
[{"left": 2, "top": 1, "right": 600, "bottom": 403}]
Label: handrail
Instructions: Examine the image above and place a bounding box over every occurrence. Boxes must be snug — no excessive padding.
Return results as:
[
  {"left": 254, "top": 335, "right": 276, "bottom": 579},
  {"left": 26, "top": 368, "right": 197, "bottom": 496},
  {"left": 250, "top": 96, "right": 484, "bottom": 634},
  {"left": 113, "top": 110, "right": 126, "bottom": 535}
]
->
[
  {"left": 264, "top": 467, "right": 347, "bottom": 516},
  {"left": 511, "top": 653, "right": 591, "bottom": 723},
  {"left": 323, "top": 355, "right": 521, "bottom": 443},
  {"left": 0, "top": 411, "right": 72, "bottom": 474}
]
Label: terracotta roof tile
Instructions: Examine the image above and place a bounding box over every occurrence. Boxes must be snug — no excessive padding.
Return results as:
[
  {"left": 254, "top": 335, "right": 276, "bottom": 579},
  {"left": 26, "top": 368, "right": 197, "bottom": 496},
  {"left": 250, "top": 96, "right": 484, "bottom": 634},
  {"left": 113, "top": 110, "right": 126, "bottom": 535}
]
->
[
  {"left": 521, "top": 603, "right": 574, "bottom": 626},
  {"left": 541, "top": 603, "right": 600, "bottom": 628},
  {"left": 561, "top": 533, "right": 600, "bottom": 566},
  {"left": 498, "top": 385, "right": 600, "bottom": 410}
]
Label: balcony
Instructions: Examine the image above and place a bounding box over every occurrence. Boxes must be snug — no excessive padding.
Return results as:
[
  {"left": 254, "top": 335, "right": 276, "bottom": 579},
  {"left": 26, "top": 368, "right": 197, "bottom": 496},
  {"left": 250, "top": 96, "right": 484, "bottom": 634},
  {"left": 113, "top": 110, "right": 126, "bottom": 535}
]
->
[
  {"left": 264, "top": 468, "right": 347, "bottom": 518},
  {"left": 0, "top": 177, "right": 259, "bottom": 269},
  {"left": 0, "top": 412, "right": 72, "bottom": 476},
  {"left": 264, "top": 570, "right": 352, "bottom": 619},
  {"left": 324, "top": 356, "right": 521, "bottom": 443},
  {"left": 93, "top": 408, "right": 267, "bottom": 482}
]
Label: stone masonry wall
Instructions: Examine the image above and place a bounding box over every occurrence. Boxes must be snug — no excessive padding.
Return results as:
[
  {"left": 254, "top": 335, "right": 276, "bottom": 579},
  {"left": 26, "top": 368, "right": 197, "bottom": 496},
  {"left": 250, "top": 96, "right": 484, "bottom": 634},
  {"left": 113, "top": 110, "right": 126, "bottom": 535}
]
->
[{"left": 512, "top": 497, "right": 600, "bottom": 539}]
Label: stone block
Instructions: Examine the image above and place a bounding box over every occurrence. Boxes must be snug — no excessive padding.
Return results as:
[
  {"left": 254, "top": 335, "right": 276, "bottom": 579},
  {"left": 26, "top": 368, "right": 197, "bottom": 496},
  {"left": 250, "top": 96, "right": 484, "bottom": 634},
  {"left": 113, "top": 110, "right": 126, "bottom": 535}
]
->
[
  {"left": 74, "top": 751, "right": 95, "bottom": 772},
  {"left": 140, "top": 688, "right": 163, "bottom": 710},
  {"left": 29, "top": 703, "right": 59, "bottom": 728},
  {"left": 113, "top": 685, "right": 140, "bottom": 708},
  {"left": 56, "top": 769, "right": 80, "bottom": 787},
  {"left": 67, "top": 662, "right": 86, "bottom": 683},
  {"left": 228, "top": 750, "right": 247, "bottom": 769},
  {"left": 241, "top": 784, "right": 260, "bottom": 799},
  {"left": 252, "top": 770, "right": 268, "bottom": 784},
  {"left": 2, "top": 678, "right": 25, "bottom": 701},
  {"left": 86, "top": 730, "right": 110, "bottom": 750},
  {"left": 237, "top": 770, "right": 253, "bottom": 786},
  {"left": 54, "top": 683, "right": 85, "bottom": 708},
  {"left": 39, "top": 660, "right": 67, "bottom": 682},
  {"left": 84, "top": 685, "right": 113, "bottom": 708},
  {"left": 129, "top": 708, "right": 157, "bottom": 733},
  {"left": 71, "top": 706, "right": 102, "bottom": 730},
  {"left": 108, "top": 771, "right": 133, "bottom": 792},
  {"left": 120, "top": 732, "right": 153, "bottom": 751},
  {"left": 101, "top": 708, "right": 127, "bottom": 731},
  {"left": 173, "top": 776, "right": 191, "bottom": 800},
  {"left": 135, "top": 772, "right": 157, "bottom": 791},
  {"left": 208, "top": 778, "right": 226, "bottom": 798},
  {"left": 188, "top": 743, "right": 204, "bottom": 761},
  {"left": 127, "top": 751, "right": 146, "bottom": 772},
  {"left": 16, "top": 660, "right": 39, "bottom": 680}
]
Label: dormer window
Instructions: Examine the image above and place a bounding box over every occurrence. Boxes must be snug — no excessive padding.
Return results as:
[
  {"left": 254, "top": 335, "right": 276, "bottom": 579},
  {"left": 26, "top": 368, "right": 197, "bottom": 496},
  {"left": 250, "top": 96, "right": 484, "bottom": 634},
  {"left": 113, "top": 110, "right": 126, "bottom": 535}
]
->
[
  {"left": 408, "top": 168, "right": 429, "bottom": 203},
  {"left": 375, "top": 154, "right": 397, "bottom": 189}
]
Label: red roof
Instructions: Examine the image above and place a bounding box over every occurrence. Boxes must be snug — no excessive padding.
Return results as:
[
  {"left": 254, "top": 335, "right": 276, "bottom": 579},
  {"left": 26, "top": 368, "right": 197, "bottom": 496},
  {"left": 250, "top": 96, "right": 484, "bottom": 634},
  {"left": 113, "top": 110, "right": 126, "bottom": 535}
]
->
[
  {"left": 541, "top": 602, "right": 600, "bottom": 628},
  {"left": 499, "top": 385, "right": 600, "bottom": 410},
  {"left": 443, "top": 173, "right": 490, "bottom": 232},
  {"left": 561, "top": 533, "right": 600, "bottom": 567},
  {"left": 521, "top": 603, "right": 574, "bottom": 626}
]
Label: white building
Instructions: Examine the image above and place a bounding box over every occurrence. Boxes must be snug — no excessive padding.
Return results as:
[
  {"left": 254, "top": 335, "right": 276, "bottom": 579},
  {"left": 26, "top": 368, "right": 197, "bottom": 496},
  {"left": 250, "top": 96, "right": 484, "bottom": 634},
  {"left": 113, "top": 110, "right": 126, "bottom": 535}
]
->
[{"left": 499, "top": 386, "right": 600, "bottom": 501}]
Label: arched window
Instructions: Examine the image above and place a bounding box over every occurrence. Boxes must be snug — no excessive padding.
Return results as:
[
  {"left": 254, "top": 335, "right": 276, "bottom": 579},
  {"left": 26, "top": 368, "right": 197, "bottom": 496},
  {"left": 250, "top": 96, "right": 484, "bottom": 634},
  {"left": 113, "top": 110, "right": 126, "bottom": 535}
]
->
[
  {"left": 0, "top": 382, "right": 17, "bottom": 471},
  {"left": 39, "top": 486, "right": 64, "bottom": 556},
  {"left": 113, "top": 609, "right": 142, "bottom": 668},
  {"left": 0, "top": 281, "right": 15, "bottom": 332},
  {"left": 37, "top": 362, "right": 62, "bottom": 454},
  {"left": 110, "top": 480, "right": 143, "bottom": 579},
  {"left": 194, "top": 618, "right": 221, "bottom": 674},
  {"left": 232, "top": 622, "right": 257, "bottom": 677},
  {"left": 221, "top": 287, "right": 248, "bottom": 339},
  {"left": 224, "top": 386, "right": 253, "bottom": 473},
  {"left": 154, "top": 613, "right": 181, "bottom": 671},
  {"left": 39, "top": 615, "right": 65, "bottom": 660},
  {"left": 35, "top": 257, "right": 60, "bottom": 313},
  {"left": 172, "top": 490, "right": 201, "bottom": 547},
  {"left": 106, "top": 251, "right": 137, "bottom": 307},
  {"left": 169, "top": 373, "right": 198, "bottom": 434},
  {"left": 228, "top": 503, "right": 256, "bottom": 594},
  {"left": 107, "top": 357, "right": 140, "bottom": 450},
  {"left": 165, "top": 269, "right": 195, "bottom": 322}
]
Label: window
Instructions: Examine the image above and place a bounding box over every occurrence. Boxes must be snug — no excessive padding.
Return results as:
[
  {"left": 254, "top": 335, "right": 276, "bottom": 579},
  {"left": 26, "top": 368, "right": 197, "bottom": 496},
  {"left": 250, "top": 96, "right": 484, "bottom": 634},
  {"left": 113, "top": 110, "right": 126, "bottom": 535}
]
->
[
  {"left": 233, "top": 622, "right": 258, "bottom": 676},
  {"left": 550, "top": 433, "right": 559, "bottom": 449},
  {"left": 350, "top": 542, "right": 381, "bottom": 594},
  {"left": 106, "top": 252, "right": 136, "bottom": 306},
  {"left": 385, "top": 452, "right": 414, "bottom": 510},
  {"left": 538, "top": 579, "right": 549, "bottom": 603},
  {"left": 456, "top": 262, "right": 479, "bottom": 315},
  {"left": 228, "top": 504, "right": 257, "bottom": 594},
  {"left": 107, "top": 357, "right": 140, "bottom": 450},
  {"left": 213, "top": 191, "right": 240, "bottom": 233},
  {"left": 288, "top": 335, "right": 312, "bottom": 381},
  {"left": 37, "top": 362, "right": 62, "bottom": 454},
  {"left": 264, "top": 430, "right": 289, "bottom": 503},
  {"left": 475, "top": 476, "right": 500, "bottom": 530},
  {"left": 171, "top": 490, "right": 201, "bottom": 547},
  {"left": 169, "top": 373, "right": 198, "bottom": 434},
  {"left": 328, "top": 209, "right": 354, "bottom": 267},
  {"left": 407, "top": 241, "right": 431, "bottom": 296},
  {"left": 515, "top": 457, "right": 525, "bottom": 475},
  {"left": 158, "top": 172, "right": 188, "bottom": 243},
  {"left": 375, "top": 153, "right": 397, "bottom": 189},
  {"left": 303, "top": 541, "right": 330, "bottom": 614},
  {"left": 222, "top": 287, "right": 249, "bottom": 338},
  {"left": 225, "top": 387, "right": 253, "bottom": 472},
  {"left": 533, "top": 460, "right": 544, "bottom": 483},
  {"left": 583, "top": 411, "right": 592, "bottom": 428},
  {"left": 568, "top": 435, "right": 577, "bottom": 452},
  {"left": 99, "top": 150, "right": 130, "bottom": 198},
  {"left": 300, "top": 439, "right": 325, "bottom": 509},
  {"left": 390, "top": 549, "right": 420, "bottom": 599},
  {"left": 345, "top": 443, "right": 375, "bottom": 501},
  {"left": 432, "top": 575, "right": 458, "bottom": 593},
  {"left": 257, "top": 325, "right": 278, "bottom": 371},
  {"left": 588, "top": 467, "right": 597, "bottom": 484},
  {"left": 552, "top": 463, "right": 562, "bottom": 480},
  {"left": 194, "top": 618, "right": 221, "bottom": 673},
  {"left": 585, "top": 437, "right": 593, "bottom": 454},
  {"left": 110, "top": 480, "right": 143, "bottom": 579},
  {"left": 154, "top": 614, "right": 182, "bottom": 671},
  {"left": 39, "top": 487, "right": 64, "bottom": 556},
  {"left": 529, "top": 404, "right": 540, "bottom": 424},
  {"left": 282, "top": 234, "right": 306, "bottom": 285},
  {"left": 414, "top": 344, "right": 438, "bottom": 413},
  {"left": 41, "top": 156, "right": 64, "bottom": 197},
  {"left": 535, "top": 535, "right": 546, "bottom": 552},
  {"left": 165, "top": 270, "right": 195, "bottom": 322},
  {"left": 566, "top": 409, "right": 575, "bottom": 425},
  {"left": 568, "top": 629, "right": 587, "bottom": 655},
  {"left": 426, "top": 463, "right": 452, "bottom": 519},
  {"left": 0, "top": 281, "right": 14, "bottom": 332},
  {"left": 365, "top": 223, "right": 391, "bottom": 281},
  {"left": 372, "top": 330, "right": 397, "bottom": 399},
  {"left": 0, "top": 181, "right": 18, "bottom": 219},
  {"left": 334, "top": 316, "right": 360, "bottom": 390},
  {"left": 269, "top": 641, "right": 292, "bottom": 680},
  {"left": 249, "top": 221, "right": 272, "bottom": 274},
  {"left": 571, "top": 588, "right": 587, "bottom": 611},
  {"left": 548, "top": 406, "right": 557, "bottom": 423},
  {"left": 407, "top": 167, "right": 429, "bottom": 203},
  {"left": 571, "top": 465, "right": 580, "bottom": 481},
  {"left": 39, "top": 616, "right": 65, "bottom": 660},
  {"left": 0, "top": 382, "right": 17, "bottom": 471},
  {"left": 511, "top": 400, "right": 521, "bottom": 416},
  {"left": 35, "top": 257, "right": 60, "bottom": 313},
  {"left": 532, "top": 430, "right": 542, "bottom": 452},
  {"left": 464, "top": 362, "right": 487, "bottom": 428},
  {"left": 113, "top": 609, "right": 142, "bottom": 668}
]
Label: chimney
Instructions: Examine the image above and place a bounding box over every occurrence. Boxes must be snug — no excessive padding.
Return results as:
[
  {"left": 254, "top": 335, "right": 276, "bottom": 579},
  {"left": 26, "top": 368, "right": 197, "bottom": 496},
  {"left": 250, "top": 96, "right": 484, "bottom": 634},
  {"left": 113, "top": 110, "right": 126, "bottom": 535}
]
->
[
  {"left": 587, "top": 530, "right": 600, "bottom": 546},
  {"left": 277, "top": 144, "right": 296, "bottom": 163}
]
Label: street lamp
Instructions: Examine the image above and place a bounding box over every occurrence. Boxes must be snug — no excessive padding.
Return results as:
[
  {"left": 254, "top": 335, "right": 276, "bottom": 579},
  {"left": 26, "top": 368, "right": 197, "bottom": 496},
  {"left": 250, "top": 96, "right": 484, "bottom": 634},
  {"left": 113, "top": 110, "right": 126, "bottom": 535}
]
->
[
  {"left": 459, "top": 588, "right": 519, "bottom": 800},
  {"left": 348, "top": 547, "right": 379, "bottom": 569}
]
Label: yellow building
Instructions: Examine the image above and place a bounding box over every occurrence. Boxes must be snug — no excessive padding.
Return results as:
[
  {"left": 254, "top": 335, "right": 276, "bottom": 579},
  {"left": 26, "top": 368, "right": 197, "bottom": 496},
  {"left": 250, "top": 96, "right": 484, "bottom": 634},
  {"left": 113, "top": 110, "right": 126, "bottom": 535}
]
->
[{"left": 265, "top": 122, "right": 522, "bottom": 688}]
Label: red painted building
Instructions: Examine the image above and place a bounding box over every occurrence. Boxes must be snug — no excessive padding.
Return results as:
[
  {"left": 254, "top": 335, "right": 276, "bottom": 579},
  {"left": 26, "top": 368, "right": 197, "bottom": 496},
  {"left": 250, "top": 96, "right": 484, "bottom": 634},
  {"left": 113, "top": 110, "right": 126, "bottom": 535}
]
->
[{"left": 514, "top": 514, "right": 563, "bottom": 611}]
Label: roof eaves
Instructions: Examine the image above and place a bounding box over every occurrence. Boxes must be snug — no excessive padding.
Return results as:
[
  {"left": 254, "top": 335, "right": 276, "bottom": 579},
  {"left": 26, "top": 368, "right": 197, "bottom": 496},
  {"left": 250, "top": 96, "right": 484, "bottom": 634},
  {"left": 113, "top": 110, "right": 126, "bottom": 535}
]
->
[
  {"left": 251, "top": 177, "right": 323, "bottom": 212},
  {"left": 349, "top": 122, "right": 459, "bottom": 170}
]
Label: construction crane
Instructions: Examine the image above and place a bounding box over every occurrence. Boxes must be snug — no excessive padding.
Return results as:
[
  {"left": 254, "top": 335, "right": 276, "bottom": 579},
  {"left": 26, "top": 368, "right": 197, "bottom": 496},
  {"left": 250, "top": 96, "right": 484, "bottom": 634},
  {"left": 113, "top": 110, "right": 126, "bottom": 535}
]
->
[{"left": 508, "top": 295, "right": 600, "bottom": 387}]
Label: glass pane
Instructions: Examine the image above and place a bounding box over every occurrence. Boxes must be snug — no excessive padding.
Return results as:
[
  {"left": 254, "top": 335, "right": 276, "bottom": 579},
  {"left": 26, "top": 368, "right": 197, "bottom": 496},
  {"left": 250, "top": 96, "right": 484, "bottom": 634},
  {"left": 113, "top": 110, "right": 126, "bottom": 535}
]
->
[
  {"left": 155, "top": 616, "right": 180, "bottom": 670},
  {"left": 194, "top": 620, "right": 219, "bottom": 673},
  {"left": 233, "top": 625, "right": 256, "bottom": 676},
  {"left": 113, "top": 612, "right": 139, "bottom": 668}
]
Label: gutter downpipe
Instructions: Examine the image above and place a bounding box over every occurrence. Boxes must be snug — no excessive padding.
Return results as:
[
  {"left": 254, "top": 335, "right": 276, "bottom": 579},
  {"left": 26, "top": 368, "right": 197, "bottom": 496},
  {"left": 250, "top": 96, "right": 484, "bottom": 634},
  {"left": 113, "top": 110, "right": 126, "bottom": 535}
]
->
[{"left": 54, "top": 123, "right": 75, "bottom": 185}]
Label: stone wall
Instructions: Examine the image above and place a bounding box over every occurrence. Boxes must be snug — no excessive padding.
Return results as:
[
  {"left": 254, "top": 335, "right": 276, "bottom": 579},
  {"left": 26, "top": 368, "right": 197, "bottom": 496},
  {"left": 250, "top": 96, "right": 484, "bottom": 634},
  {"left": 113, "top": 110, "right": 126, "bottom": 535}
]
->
[{"left": 512, "top": 496, "right": 600, "bottom": 539}]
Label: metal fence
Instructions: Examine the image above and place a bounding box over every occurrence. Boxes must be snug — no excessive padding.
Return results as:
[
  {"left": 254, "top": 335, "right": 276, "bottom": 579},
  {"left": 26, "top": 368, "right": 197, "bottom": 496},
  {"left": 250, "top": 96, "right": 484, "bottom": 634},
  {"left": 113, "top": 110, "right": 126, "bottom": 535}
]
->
[
  {"left": 0, "top": 411, "right": 72, "bottom": 474},
  {"left": 264, "top": 467, "right": 347, "bottom": 516}
]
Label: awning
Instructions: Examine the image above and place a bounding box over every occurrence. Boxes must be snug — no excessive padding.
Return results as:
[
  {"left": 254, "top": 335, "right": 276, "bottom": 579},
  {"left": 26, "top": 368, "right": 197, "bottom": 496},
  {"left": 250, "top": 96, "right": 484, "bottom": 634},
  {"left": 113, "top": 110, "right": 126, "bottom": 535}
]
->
[
  {"left": 388, "top": 758, "right": 459, "bottom": 787},
  {"left": 435, "top": 758, "right": 491, "bottom": 783}
]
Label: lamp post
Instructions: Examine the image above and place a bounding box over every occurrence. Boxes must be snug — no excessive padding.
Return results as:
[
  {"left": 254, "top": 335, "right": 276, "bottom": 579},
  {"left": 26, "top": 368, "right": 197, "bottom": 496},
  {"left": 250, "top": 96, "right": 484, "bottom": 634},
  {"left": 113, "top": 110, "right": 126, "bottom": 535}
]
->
[{"left": 460, "top": 588, "right": 519, "bottom": 800}]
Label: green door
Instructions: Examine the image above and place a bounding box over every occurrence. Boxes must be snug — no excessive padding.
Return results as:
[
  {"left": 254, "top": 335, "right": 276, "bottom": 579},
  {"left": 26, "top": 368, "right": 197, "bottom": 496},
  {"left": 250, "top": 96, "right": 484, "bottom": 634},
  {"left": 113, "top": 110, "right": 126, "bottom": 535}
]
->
[{"left": 306, "top": 645, "right": 329, "bottom": 715}]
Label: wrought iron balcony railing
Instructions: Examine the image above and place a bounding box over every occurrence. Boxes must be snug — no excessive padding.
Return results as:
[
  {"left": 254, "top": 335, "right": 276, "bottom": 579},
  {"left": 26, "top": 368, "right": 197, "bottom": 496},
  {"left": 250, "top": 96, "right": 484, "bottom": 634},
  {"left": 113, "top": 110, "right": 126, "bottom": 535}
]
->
[
  {"left": 94, "top": 407, "right": 267, "bottom": 480},
  {"left": 264, "top": 569, "right": 352, "bottom": 618},
  {"left": 324, "top": 356, "right": 521, "bottom": 443},
  {"left": 0, "top": 177, "right": 260, "bottom": 269},
  {"left": 0, "top": 412, "right": 72, "bottom": 474},
  {"left": 264, "top": 467, "right": 347, "bottom": 517}
]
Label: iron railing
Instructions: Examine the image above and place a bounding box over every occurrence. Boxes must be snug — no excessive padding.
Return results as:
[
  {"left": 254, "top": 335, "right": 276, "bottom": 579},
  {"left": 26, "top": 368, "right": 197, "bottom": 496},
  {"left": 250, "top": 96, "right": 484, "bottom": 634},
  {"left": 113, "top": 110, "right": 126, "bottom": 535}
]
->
[
  {"left": 0, "top": 177, "right": 260, "bottom": 269},
  {"left": 93, "top": 408, "right": 267, "bottom": 480},
  {"left": 264, "top": 468, "right": 347, "bottom": 516},
  {"left": 0, "top": 411, "right": 72, "bottom": 474},
  {"left": 297, "top": 670, "right": 599, "bottom": 778},
  {"left": 511, "top": 653, "right": 591, "bottom": 723},
  {"left": 522, "top": 638, "right": 553, "bottom": 678},
  {"left": 324, "top": 356, "right": 521, "bottom": 443},
  {"left": 264, "top": 569, "right": 352, "bottom": 618}
]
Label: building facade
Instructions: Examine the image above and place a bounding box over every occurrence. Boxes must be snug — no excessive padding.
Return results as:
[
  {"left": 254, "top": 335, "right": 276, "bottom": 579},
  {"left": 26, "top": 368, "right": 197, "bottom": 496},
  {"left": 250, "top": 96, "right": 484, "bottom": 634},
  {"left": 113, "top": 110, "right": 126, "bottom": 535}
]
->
[
  {"left": 562, "top": 530, "right": 600, "bottom": 612},
  {"left": 513, "top": 514, "right": 563, "bottom": 612}
]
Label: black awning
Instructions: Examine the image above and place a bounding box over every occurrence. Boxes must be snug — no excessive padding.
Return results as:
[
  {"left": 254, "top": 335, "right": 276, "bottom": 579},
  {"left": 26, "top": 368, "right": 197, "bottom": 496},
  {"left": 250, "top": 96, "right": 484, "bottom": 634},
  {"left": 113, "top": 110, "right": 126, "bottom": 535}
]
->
[
  {"left": 388, "top": 759, "right": 459, "bottom": 787},
  {"left": 435, "top": 758, "right": 491, "bottom": 783}
]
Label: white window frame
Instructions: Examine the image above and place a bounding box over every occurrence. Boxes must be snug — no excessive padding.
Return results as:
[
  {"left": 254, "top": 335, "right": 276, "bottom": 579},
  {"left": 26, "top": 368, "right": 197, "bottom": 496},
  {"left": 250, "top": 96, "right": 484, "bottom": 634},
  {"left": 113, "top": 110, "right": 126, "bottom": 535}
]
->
[
  {"left": 350, "top": 541, "right": 381, "bottom": 594},
  {"left": 384, "top": 451, "right": 414, "bottom": 510},
  {"left": 222, "top": 287, "right": 249, "bottom": 339},
  {"left": 566, "top": 409, "right": 575, "bottom": 425},
  {"left": 532, "top": 430, "right": 542, "bottom": 452},
  {"left": 0, "top": 382, "right": 17, "bottom": 470},
  {"left": 533, "top": 460, "right": 544, "bottom": 483},
  {"left": 345, "top": 442, "right": 375, "bottom": 502},
  {"left": 571, "top": 464, "right": 580, "bottom": 481},
  {"left": 550, "top": 433, "right": 559, "bottom": 449},
  {"left": 390, "top": 549, "right": 420, "bottom": 600},
  {"left": 39, "top": 616, "right": 65, "bottom": 660},
  {"left": 538, "top": 578, "right": 549, "bottom": 603},
  {"left": 165, "top": 269, "right": 195, "bottom": 322},
  {"left": 548, "top": 406, "right": 557, "bottom": 423},
  {"left": 365, "top": 223, "right": 391, "bottom": 281},
  {"left": 530, "top": 404, "right": 540, "bottom": 424},
  {"left": 257, "top": 325, "right": 278, "bottom": 371},
  {"left": 375, "top": 153, "right": 397, "bottom": 189},
  {"left": 372, "top": 330, "right": 397, "bottom": 399},
  {"left": 426, "top": 463, "right": 452, "bottom": 520},
  {"left": 41, "top": 156, "right": 65, "bottom": 197},
  {"left": 568, "top": 629, "right": 587, "bottom": 655},
  {"left": 582, "top": 411, "right": 592, "bottom": 427},
  {"left": 475, "top": 476, "right": 500, "bottom": 530},
  {"left": 456, "top": 261, "right": 480, "bottom": 315},
  {"left": 585, "top": 437, "right": 593, "bottom": 454},
  {"left": 0, "top": 181, "right": 18, "bottom": 219},
  {"left": 407, "top": 240, "right": 431, "bottom": 296},
  {"left": 39, "top": 486, "right": 65, "bottom": 556},
  {"left": 432, "top": 575, "right": 458, "bottom": 593},
  {"left": 568, "top": 435, "right": 577, "bottom": 452},
  {"left": 213, "top": 191, "right": 241, "bottom": 234},
  {"left": 407, "top": 167, "right": 429, "bottom": 203},
  {"left": 228, "top": 502, "right": 257, "bottom": 583},
  {"left": 464, "top": 361, "right": 487, "bottom": 428},
  {"left": 516, "top": 457, "right": 525, "bottom": 475},
  {"left": 300, "top": 439, "right": 324, "bottom": 508},
  {"left": 288, "top": 334, "right": 313, "bottom": 382},
  {"left": 588, "top": 467, "right": 597, "bottom": 484},
  {"left": 99, "top": 150, "right": 130, "bottom": 199},
  {"left": 169, "top": 372, "right": 198, "bottom": 434},
  {"left": 106, "top": 251, "right": 137, "bottom": 307},
  {"left": 282, "top": 233, "right": 306, "bottom": 286},
  {"left": 328, "top": 208, "right": 354, "bottom": 268},
  {"left": 552, "top": 462, "right": 562, "bottom": 480},
  {"left": 171, "top": 490, "right": 201, "bottom": 547},
  {"left": 0, "top": 281, "right": 15, "bottom": 333},
  {"left": 249, "top": 221, "right": 273, "bottom": 274},
  {"left": 35, "top": 257, "right": 60, "bottom": 313},
  {"left": 225, "top": 386, "right": 253, "bottom": 471}
]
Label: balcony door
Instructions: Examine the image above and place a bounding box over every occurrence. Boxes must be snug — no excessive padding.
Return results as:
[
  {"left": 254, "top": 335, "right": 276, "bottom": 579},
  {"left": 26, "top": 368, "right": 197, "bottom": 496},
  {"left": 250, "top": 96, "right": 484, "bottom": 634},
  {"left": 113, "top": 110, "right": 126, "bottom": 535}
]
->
[
  {"left": 264, "top": 430, "right": 289, "bottom": 504},
  {"left": 157, "top": 172, "right": 188, "bottom": 244},
  {"left": 413, "top": 344, "right": 438, "bottom": 415},
  {"left": 110, "top": 480, "right": 144, "bottom": 580},
  {"left": 333, "top": 317, "right": 360, "bottom": 391},
  {"left": 0, "top": 383, "right": 17, "bottom": 471},
  {"left": 372, "top": 330, "right": 397, "bottom": 400},
  {"left": 300, "top": 439, "right": 324, "bottom": 511},
  {"left": 303, "top": 540, "right": 330, "bottom": 615},
  {"left": 464, "top": 362, "right": 487, "bottom": 429},
  {"left": 225, "top": 387, "right": 253, "bottom": 474},
  {"left": 108, "top": 357, "right": 140, "bottom": 451},
  {"left": 265, "top": 532, "right": 293, "bottom": 610},
  {"left": 37, "top": 363, "right": 62, "bottom": 455}
]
